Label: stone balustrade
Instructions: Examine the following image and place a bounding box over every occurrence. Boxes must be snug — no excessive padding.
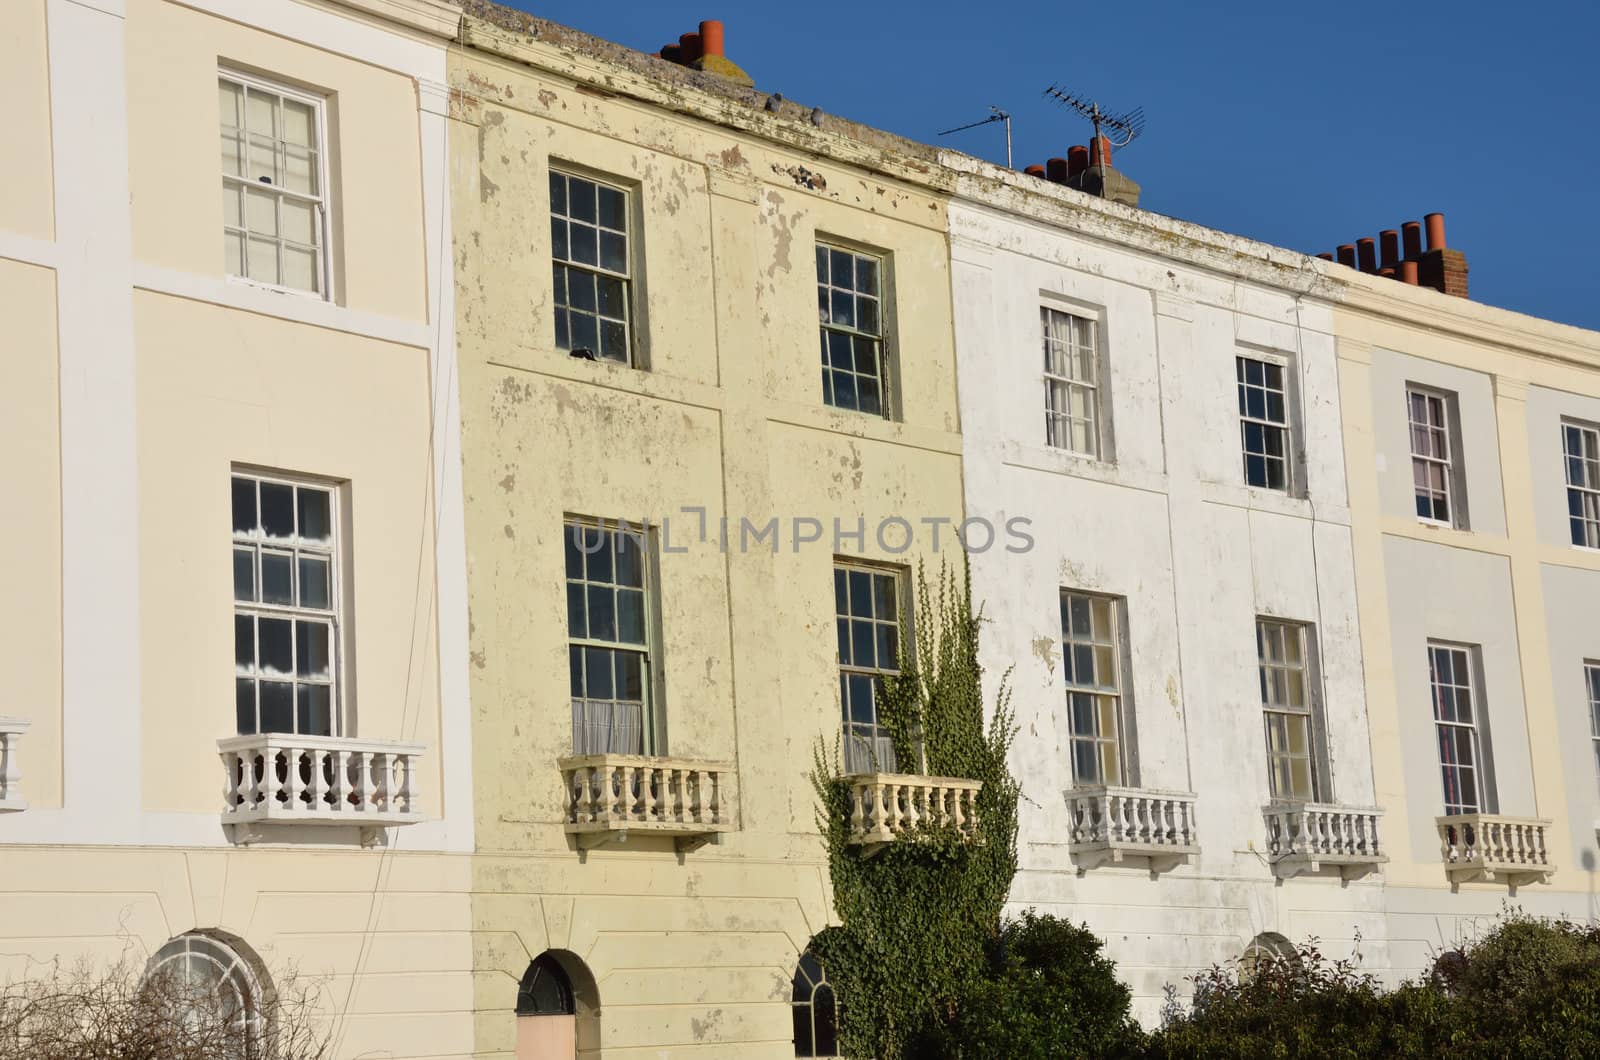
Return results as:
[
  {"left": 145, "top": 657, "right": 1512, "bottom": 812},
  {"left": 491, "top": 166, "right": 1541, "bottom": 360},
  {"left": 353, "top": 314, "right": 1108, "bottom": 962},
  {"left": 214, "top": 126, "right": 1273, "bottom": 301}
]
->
[
  {"left": 845, "top": 773, "right": 982, "bottom": 852},
  {"left": 1263, "top": 802, "right": 1386, "bottom": 880},
  {"left": 1437, "top": 813, "right": 1555, "bottom": 890},
  {"left": 0, "top": 718, "right": 29, "bottom": 812},
  {"left": 560, "top": 754, "right": 733, "bottom": 851},
  {"left": 1066, "top": 785, "right": 1200, "bottom": 873},
  {"left": 218, "top": 733, "right": 425, "bottom": 844},
  {"left": 844, "top": 771, "right": 979, "bottom": 858}
]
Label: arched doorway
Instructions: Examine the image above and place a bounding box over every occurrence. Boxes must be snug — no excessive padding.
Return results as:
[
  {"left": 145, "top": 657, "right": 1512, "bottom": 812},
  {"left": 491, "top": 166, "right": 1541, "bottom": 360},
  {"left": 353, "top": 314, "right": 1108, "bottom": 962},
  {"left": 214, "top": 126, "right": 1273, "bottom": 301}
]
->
[{"left": 516, "top": 950, "right": 598, "bottom": 1059}]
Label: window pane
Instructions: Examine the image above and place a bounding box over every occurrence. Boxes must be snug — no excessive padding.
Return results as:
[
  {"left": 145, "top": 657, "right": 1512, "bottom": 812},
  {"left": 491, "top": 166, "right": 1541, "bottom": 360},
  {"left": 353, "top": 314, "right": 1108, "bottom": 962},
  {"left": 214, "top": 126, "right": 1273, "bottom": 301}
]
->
[
  {"left": 297, "top": 685, "right": 332, "bottom": 736},
  {"left": 298, "top": 488, "right": 331, "bottom": 543},
  {"left": 296, "top": 621, "right": 330, "bottom": 679},
  {"left": 233, "top": 548, "right": 255, "bottom": 602},
  {"left": 584, "top": 647, "right": 613, "bottom": 699},
  {"left": 617, "top": 588, "right": 646, "bottom": 645},
  {"left": 587, "top": 586, "right": 616, "bottom": 641},
  {"left": 235, "top": 678, "right": 256, "bottom": 735},
  {"left": 597, "top": 185, "right": 626, "bottom": 230},
  {"left": 298, "top": 556, "right": 330, "bottom": 609},
  {"left": 234, "top": 615, "right": 255, "bottom": 673},
  {"left": 259, "top": 618, "right": 292, "bottom": 677},
  {"left": 615, "top": 530, "right": 644, "bottom": 587},
  {"left": 261, "top": 551, "right": 294, "bottom": 605},
  {"left": 566, "top": 584, "right": 587, "bottom": 638},
  {"left": 260, "top": 681, "right": 293, "bottom": 733},
  {"left": 569, "top": 178, "right": 597, "bottom": 223}
]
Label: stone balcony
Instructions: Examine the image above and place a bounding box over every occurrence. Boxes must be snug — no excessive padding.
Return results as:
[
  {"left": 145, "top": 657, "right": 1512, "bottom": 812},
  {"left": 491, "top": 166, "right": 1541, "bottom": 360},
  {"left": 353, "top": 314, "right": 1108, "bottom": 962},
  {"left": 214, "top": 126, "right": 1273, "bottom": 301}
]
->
[
  {"left": 1438, "top": 813, "right": 1555, "bottom": 891},
  {"left": 845, "top": 773, "right": 982, "bottom": 854},
  {"left": 1066, "top": 785, "right": 1200, "bottom": 874},
  {"left": 0, "top": 718, "right": 29, "bottom": 812},
  {"left": 218, "top": 734, "right": 425, "bottom": 845},
  {"left": 1263, "top": 802, "right": 1386, "bottom": 881},
  {"left": 560, "top": 754, "right": 733, "bottom": 852}
]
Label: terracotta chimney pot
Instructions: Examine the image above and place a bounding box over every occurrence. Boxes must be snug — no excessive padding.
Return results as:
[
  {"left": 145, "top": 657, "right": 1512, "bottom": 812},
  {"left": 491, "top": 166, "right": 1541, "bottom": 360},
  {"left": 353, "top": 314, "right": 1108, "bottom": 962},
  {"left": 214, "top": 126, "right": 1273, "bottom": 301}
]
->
[
  {"left": 1401, "top": 221, "right": 1423, "bottom": 260},
  {"left": 698, "top": 20, "right": 724, "bottom": 58},
  {"left": 1424, "top": 212, "right": 1446, "bottom": 251},
  {"left": 1356, "top": 237, "right": 1377, "bottom": 273}
]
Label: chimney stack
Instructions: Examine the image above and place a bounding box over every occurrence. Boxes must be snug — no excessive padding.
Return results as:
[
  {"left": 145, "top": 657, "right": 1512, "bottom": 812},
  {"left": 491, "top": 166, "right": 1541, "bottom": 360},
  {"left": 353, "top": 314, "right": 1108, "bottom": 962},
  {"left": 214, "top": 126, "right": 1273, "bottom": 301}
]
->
[
  {"left": 1321, "top": 212, "right": 1467, "bottom": 298},
  {"left": 657, "top": 19, "right": 753, "bottom": 86},
  {"left": 1046, "top": 157, "right": 1069, "bottom": 184},
  {"left": 1418, "top": 212, "right": 1468, "bottom": 297}
]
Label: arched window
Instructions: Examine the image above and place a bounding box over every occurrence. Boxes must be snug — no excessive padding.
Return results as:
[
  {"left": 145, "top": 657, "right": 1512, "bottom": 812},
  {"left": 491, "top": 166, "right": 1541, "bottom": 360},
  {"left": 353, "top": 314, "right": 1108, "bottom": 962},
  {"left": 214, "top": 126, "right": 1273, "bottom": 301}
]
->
[
  {"left": 146, "top": 931, "right": 268, "bottom": 1055},
  {"left": 792, "top": 952, "right": 837, "bottom": 1058},
  {"left": 1238, "top": 932, "right": 1299, "bottom": 983},
  {"left": 517, "top": 952, "right": 576, "bottom": 1016}
]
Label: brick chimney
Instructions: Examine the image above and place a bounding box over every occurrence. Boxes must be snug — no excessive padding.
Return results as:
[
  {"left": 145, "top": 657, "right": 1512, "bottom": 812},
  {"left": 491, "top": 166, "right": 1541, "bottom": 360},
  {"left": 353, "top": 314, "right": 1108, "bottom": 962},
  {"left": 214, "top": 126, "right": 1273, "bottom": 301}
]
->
[
  {"left": 1320, "top": 211, "right": 1468, "bottom": 298},
  {"left": 1417, "top": 213, "right": 1468, "bottom": 298}
]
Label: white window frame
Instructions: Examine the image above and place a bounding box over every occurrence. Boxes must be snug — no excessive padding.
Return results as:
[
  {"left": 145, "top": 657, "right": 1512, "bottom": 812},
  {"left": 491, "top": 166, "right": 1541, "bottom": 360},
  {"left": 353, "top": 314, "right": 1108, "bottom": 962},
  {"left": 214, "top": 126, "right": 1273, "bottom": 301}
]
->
[
  {"left": 817, "top": 241, "right": 891, "bottom": 419},
  {"left": 231, "top": 469, "right": 345, "bottom": 738},
  {"left": 1256, "top": 618, "right": 1326, "bottom": 802},
  {"left": 219, "top": 69, "right": 333, "bottom": 299},
  {"left": 549, "top": 166, "right": 636, "bottom": 365},
  {"left": 1428, "top": 641, "right": 1491, "bottom": 816},
  {"left": 834, "top": 561, "right": 906, "bottom": 774},
  {"left": 1407, "top": 386, "right": 1465, "bottom": 528},
  {"left": 1061, "top": 590, "right": 1131, "bottom": 787},
  {"left": 565, "top": 517, "right": 657, "bottom": 756},
  {"left": 1042, "top": 307, "right": 1104, "bottom": 459},
  {"left": 1236, "top": 351, "right": 1294, "bottom": 493},
  {"left": 1563, "top": 420, "right": 1600, "bottom": 550}
]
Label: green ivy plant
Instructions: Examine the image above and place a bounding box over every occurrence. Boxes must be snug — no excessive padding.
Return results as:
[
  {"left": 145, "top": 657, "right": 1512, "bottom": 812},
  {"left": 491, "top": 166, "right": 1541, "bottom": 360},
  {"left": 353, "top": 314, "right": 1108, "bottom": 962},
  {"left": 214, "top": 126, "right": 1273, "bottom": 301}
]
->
[{"left": 810, "top": 561, "right": 1020, "bottom": 1060}]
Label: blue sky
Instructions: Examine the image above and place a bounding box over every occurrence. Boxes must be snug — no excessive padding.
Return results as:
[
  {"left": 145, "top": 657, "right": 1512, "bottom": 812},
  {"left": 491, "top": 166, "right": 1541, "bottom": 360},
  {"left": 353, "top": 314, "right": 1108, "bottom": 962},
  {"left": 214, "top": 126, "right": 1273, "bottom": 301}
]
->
[{"left": 504, "top": 1, "right": 1599, "bottom": 330}]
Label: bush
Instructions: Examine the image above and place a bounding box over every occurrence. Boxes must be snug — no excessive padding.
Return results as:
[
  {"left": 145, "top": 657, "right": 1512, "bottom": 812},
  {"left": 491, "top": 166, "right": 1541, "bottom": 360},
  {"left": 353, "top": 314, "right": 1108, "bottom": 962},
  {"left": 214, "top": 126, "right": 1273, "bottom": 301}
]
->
[
  {"left": 925, "top": 911, "right": 1142, "bottom": 1059},
  {"left": 0, "top": 956, "right": 330, "bottom": 1060},
  {"left": 1146, "top": 914, "right": 1600, "bottom": 1059}
]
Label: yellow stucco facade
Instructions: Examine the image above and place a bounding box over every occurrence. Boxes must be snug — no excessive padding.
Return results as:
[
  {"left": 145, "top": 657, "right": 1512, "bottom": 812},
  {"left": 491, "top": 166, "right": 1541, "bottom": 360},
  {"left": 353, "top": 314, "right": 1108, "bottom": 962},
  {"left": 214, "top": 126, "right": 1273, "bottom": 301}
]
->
[{"left": 446, "top": 12, "right": 966, "bottom": 1056}]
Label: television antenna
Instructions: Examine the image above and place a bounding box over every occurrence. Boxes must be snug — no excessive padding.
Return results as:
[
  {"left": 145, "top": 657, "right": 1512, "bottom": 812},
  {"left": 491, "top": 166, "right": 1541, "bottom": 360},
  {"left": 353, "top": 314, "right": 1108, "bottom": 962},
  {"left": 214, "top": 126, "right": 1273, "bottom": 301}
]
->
[
  {"left": 938, "top": 106, "right": 1012, "bottom": 169},
  {"left": 1041, "top": 86, "right": 1145, "bottom": 151}
]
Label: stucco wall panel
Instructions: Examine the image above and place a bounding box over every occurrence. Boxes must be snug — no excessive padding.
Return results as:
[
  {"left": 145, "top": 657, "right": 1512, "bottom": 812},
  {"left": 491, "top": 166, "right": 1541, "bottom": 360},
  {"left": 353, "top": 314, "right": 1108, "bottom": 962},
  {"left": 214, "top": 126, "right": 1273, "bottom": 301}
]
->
[
  {"left": 134, "top": 290, "right": 442, "bottom": 816},
  {"left": 125, "top": 0, "right": 429, "bottom": 320},
  {"left": 0, "top": 260, "right": 62, "bottom": 807},
  {"left": 0, "top": 0, "right": 54, "bottom": 242}
]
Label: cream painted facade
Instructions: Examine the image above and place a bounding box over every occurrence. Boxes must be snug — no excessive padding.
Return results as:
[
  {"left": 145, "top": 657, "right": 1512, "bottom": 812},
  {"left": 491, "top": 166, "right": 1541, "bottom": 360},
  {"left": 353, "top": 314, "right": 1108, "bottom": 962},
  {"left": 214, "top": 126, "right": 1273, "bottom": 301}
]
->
[
  {"left": 10, "top": 1, "right": 1600, "bottom": 1056},
  {"left": 0, "top": 1, "right": 477, "bottom": 1057},
  {"left": 1334, "top": 274, "right": 1600, "bottom": 980},
  {"left": 446, "top": 10, "right": 965, "bottom": 1057}
]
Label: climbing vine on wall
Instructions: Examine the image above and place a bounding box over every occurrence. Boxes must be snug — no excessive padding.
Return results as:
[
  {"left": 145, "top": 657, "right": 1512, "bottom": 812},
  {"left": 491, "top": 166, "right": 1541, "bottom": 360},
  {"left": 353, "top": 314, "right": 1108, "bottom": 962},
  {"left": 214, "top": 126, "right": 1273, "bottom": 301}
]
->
[{"left": 811, "top": 561, "right": 1020, "bottom": 1060}]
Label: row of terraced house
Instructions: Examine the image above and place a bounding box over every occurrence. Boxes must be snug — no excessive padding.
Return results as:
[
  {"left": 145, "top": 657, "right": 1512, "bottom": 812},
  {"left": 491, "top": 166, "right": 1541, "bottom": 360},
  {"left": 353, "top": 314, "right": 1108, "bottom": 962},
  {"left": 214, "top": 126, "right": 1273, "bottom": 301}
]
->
[{"left": 4, "top": 0, "right": 1600, "bottom": 1056}]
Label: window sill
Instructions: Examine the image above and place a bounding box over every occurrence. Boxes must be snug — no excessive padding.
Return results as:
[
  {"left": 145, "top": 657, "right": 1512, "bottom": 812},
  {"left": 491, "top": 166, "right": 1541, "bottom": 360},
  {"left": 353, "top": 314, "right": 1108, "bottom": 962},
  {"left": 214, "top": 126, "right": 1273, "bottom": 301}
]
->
[
  {"left": 1196, "top": 481, "right": 1350, "bottom": 524},
  {"left": 132, "top": 263, "right": 430, "bottom": 348},
  {"left": 999, "top": 441, "right": 1167, "bottom": 495}
]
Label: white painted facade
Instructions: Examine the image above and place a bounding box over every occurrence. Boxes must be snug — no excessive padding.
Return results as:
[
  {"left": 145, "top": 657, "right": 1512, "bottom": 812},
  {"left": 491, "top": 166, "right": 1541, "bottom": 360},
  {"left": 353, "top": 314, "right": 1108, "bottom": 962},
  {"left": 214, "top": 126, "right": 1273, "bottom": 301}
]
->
[{"left": 944, "top": 172, "right": 1385, "bottom": 1022}]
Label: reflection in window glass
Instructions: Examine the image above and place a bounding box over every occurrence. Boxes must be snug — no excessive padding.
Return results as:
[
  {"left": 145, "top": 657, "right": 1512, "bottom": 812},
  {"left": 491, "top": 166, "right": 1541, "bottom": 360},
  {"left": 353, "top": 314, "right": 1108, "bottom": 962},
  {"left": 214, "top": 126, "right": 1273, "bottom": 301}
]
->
[
  {"left": 1237, "top": 356, "right": 1290, "bottom": 491},
  {"left": 834, "top": 563, "right": 902, "bottom": 773},
  {"left": 551, "top": 170, "right": 632, "bottom": 364},
  {"left": 567, "top": 519, "right": 652, "bottom": 754},
  {"left": 817, "top": 244, "right": 887, "bottom": 416},
  {"left": 1061, "top": 591, "right": 1125, "bottom": 785},
  {"left": 231, "top": 473, "right": 337, "bottom": 736}
]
